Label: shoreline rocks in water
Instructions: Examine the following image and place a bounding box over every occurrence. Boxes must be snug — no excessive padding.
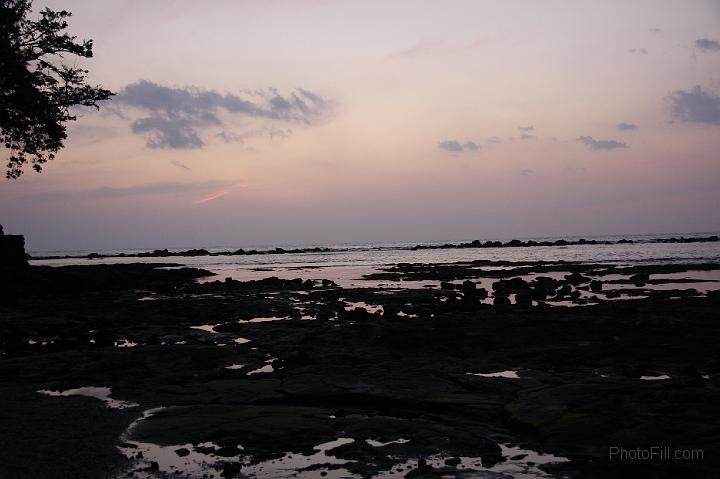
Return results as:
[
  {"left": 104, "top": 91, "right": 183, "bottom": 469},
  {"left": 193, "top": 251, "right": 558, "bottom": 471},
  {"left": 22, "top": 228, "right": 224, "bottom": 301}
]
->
[
  {"left": 409, "top": 234, "right": 719, "bottom": 251},
  {"left": 27, "top": 234, "right": 720, "bottom": 261}
]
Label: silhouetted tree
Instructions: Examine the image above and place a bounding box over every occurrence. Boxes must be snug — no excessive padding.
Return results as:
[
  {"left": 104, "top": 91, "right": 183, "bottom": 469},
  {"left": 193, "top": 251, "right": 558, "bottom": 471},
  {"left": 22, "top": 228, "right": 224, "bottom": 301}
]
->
[{"left": 0, "top": 0, "right": 112, "bottom": 179}]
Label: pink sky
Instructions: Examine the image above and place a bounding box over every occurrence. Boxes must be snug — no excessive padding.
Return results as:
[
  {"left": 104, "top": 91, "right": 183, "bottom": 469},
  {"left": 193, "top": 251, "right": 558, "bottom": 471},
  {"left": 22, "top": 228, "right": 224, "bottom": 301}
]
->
[{"left": 1, "top": 0, "right": 719, "bottom": 251}]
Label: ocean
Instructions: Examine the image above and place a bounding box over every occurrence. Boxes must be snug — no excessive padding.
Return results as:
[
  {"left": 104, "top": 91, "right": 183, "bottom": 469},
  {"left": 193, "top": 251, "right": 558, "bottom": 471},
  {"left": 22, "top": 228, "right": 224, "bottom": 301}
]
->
[{"left": 29, "top": 232, "right": 720, "bottom": 289}]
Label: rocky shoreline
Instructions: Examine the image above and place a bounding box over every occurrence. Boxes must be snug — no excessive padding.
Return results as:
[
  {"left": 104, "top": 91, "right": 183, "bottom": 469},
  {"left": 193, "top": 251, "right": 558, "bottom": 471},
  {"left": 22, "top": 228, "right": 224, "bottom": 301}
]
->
[
  {"left": 1, "top": 254, "right": 719, "bottom": 478},
  {"left": 29, "top": 234, "right": 720, "bottom": 261}
]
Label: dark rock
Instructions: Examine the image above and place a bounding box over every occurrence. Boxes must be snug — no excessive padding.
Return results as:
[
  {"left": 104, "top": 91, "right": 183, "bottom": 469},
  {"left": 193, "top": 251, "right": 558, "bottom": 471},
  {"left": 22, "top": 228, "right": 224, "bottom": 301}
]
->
[
  {"left": 494, "top": 296, "right": 511, "bottom": 306},
  {"left": 515, "top": 292, "right": 532, "bottom": 307},
  {"left": 174, "top": 447, "right": 190, "bottom": 457},
  {"left": 534, "top": 276, "right": 560, "bottom": 289},
  {"left": 338, "top": 307, "right": 370, "bottom": 322},
  {"left": 0, "top": 225, "right": 29, "bottom": 270},
  {"left": 556, "top": 284, "right": 572, "bottom": 297},
  {"left": 94, "top": 330, "right": 115, "bottom": 348},
  {"left": 406, "top": 458, "right": 434, "bottom": 478},
  {"left": 444, "top": 457, "right": 461, "bottom": 467},
  {"left": 440, "top": 281, "right": 456, "bottom": 291},
  {"left": 564, "top": 272, "right": 590, "bottom": 285},
  {"left": 590, "top": 280, "right": 603, "bottom": 292},
  {"left": 493, "top": 278, "right": 530, "bottom": 296},
  {"left": 629, "top": 273, "right": 650, "bottom": 286},
  {"left": 382, "top": 304, "right": 400, "bottom": 317},
  {"left": 316, "top": 309, "right": 336, "bottom": 321}
]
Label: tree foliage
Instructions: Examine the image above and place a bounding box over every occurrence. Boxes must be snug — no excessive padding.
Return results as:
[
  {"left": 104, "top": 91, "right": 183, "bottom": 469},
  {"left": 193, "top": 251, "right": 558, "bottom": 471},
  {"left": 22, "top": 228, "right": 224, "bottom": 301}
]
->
[{"left": 0, "top": 0, "right": 113, "bottom": 179}]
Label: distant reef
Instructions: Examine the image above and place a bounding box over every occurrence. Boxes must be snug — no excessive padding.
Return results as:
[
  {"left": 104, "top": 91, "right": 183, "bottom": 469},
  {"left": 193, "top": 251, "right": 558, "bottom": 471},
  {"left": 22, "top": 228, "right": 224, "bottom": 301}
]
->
[
  {"left": 30, "top": 234, "right": 719, "bottom": 261},
  {"left": 409, "top": 234, "right": 719, "bottom": 251}
]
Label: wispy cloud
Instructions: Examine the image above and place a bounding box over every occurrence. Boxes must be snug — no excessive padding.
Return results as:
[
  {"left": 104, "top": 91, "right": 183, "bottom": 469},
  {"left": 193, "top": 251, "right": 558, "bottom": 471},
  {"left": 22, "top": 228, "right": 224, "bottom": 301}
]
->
[
  {"left": 385, "top": 39, "right": 444, "bottom": 60},
  {"left": 694, "top": 38, "right": 720, "bottom": 53},
  {"left": 438, "top": 140, "right": 480, "bottom": 153},
  {"left": 616, "top": 122, "right": 638, "bottom": 131},
  {"left": 192, "top": 182, "right": 249, "bottom": 204},
  {"left": 667, "top": 85, "right": 720, "bottom": 124},
  {"left": 192, "top": 190, "right": 231, "bottom": 204},
  {"left": 112, "top": 80, "right": 332, "bottom": 149},
  {"left": 24, "top": 181, "right": 238, "bottom": 202},
  {"left": 385, "top": 36, "right": 499, "bottom": 61},
  {"left": 629, "top": 48, "right": 648, "bottom": 55},
  {"left": 518, "top": 125, "right": 536, "bottom": 140},
  {"left": 215, "top": 127, "right": 292, "bottom": 144},
  {"left": 577, "top": 136, "right": 628, "bottom": 150},
  {"left": 170, "top": 160, "right": 192, "bottom": 171}
]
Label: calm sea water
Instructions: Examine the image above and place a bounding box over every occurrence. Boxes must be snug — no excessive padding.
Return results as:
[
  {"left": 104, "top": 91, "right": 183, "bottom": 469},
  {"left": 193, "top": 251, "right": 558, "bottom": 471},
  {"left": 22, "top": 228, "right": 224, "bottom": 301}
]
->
[{"left": 30, "top": 233, "right": 720, "bottom": 288}]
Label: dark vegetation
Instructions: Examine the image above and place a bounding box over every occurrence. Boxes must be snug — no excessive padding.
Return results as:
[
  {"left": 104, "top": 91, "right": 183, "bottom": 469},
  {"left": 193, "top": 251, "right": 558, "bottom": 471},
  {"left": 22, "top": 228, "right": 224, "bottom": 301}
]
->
[{"left": 0, "top": 0, "right": 112, "bottom": 178}]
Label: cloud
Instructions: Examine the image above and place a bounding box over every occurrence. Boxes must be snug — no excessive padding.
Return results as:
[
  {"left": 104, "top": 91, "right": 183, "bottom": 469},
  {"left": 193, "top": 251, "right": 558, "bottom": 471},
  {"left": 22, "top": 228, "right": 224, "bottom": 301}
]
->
[
  {"left": 385, "top": 39, "right": 444, "bottom": 60},
  {"left": 520, "top": 169, "right": 534, "bottom": 176},
  {"left": 170, "top": 160, "right": 192, "bottom": 171},
  {"left": 616, "top": 122, "right": 638, "bottom": 131},
  {"left": 113, "top": 80, "right": 331, "bottom": 149},
  {"left": 192, "top": 190, "right": 231, "bottom": 204},
  {"left": 384, "top": 37, "right": 492, "bottom": 61},
  {"left": 576, "top": 136, "right": 628, "bottom": 150},
  {"left": 438, "top": 140, "right": 480, "bottom": 153},
  {"left": 629, "top": 48, "right": 648, "bottom": 55},
  {"left": 517, "top": 125, "right": 536, "bottom": 140},
  {"left": 695, "top": 38, "right": 720, "bottom": 52},
  {"left": 131, "top": 116, "right": 208, "bottom": 149},
  {"left": 25, "top": 181, "right": 238, "bottom": 202},
  {"left": 216, "top": 127, "right": 292, "bottom": 144},
  {"left": 667, "top": 85, "right": 720, "bottom": 124},
  {"left": 648, "top": 28, "right": 662, "bottom": 33},
  {"left": 438, "top": 140, "right": 463, "bottom": 152}
]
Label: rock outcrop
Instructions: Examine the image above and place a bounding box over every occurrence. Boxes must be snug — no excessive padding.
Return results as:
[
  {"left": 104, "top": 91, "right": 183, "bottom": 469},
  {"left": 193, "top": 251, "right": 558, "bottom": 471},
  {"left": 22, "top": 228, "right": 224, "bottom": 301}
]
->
[{"left": 0, "top": 225, "right": 29, "bottom": 269}]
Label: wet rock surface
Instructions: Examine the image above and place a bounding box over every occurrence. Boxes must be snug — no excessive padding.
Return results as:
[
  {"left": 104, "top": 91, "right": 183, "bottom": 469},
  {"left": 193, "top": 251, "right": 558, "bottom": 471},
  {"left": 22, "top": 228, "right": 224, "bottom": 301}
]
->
[{"left": 1, "top": 262, "right": 719, "bottom": 478}]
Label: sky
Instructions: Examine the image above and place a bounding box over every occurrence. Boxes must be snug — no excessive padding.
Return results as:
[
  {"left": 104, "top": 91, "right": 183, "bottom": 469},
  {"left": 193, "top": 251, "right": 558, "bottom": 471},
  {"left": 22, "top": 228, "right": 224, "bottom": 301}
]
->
[{"left": 1, "top": 0, "right": 720, "bottom": 252}]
